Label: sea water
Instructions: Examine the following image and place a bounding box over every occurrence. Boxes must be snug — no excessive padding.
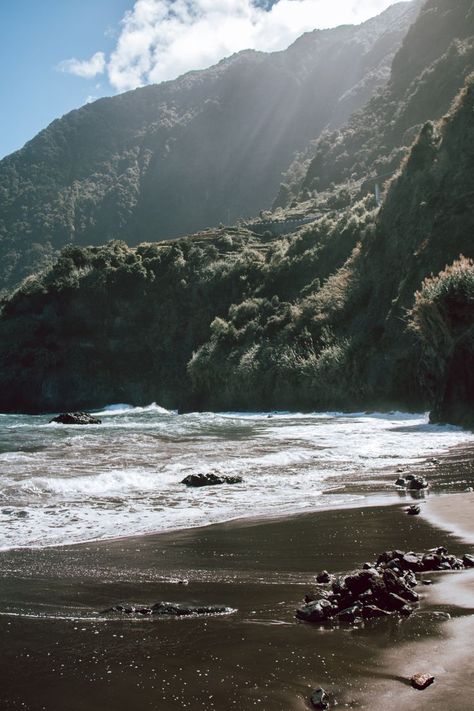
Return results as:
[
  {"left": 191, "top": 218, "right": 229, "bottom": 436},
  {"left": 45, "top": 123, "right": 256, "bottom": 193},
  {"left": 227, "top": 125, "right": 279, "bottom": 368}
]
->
[{"left": 0, "top": 407, "right": 472, "bottom": 549}]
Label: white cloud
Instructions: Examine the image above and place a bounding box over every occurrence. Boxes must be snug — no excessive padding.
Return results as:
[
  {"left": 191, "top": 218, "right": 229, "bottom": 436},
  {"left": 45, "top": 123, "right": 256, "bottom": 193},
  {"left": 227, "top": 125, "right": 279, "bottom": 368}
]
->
[
  {"left": 58, "top": 51, "right": 106, "bottom": 79},
  {"left": 106, "top": 0, "right": 403, "bottom": 91}
]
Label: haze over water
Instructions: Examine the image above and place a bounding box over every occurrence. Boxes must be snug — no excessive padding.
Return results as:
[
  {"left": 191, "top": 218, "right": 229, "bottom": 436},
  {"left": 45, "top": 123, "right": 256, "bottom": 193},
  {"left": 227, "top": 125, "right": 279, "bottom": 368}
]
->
[{"left": 1, "top": 407, "right": 472, "bottom": 550}]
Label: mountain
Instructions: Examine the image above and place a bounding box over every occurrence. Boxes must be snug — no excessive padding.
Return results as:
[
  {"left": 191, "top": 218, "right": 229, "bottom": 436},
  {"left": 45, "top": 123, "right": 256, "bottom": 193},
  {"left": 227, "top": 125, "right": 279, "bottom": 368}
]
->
[
  {"left": 0, "top": 2, "right": 420, "bottom": 291},
  {"left": 275, "top": 0, "right": 474, "bottom": 208},
  {"left": 0, "top": 0, "right": 472, "bottom": 428}
]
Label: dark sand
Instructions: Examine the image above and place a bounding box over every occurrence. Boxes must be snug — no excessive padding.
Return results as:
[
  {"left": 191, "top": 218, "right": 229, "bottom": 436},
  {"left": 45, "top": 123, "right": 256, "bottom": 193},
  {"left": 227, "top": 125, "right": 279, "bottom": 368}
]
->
[{"left": 1, "top": 449, "right": 474, "bottom": 710}]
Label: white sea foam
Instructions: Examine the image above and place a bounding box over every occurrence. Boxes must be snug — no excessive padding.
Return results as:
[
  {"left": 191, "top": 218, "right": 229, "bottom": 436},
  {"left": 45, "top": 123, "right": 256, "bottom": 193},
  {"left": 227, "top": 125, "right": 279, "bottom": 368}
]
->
[{"left": 0, "top": 409, "right": 472, "bottom": 549}]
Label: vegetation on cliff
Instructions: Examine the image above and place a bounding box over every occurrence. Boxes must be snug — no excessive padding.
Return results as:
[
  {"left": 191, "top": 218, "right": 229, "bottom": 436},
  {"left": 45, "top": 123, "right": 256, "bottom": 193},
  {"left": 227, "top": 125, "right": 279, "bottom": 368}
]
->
[
  {"left": 0, "top": 2, "right": 419, "bottom": 292},
  {"left": 0, "top": 0, "right": 472, "bottom": 427}
]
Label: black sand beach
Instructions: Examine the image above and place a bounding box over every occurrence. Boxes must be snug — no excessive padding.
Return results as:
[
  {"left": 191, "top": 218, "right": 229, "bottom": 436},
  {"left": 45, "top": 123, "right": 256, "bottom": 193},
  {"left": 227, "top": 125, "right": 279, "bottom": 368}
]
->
[{"left": 2, "top": 445, "right": 474, "bottom": 711}]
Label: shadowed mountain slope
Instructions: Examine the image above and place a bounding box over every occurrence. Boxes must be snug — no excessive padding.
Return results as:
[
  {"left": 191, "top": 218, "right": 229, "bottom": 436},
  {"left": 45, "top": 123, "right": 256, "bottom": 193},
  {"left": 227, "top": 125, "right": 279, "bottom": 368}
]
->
[{"left": 0, "top": 2, "right": 420, "bottom": 290}]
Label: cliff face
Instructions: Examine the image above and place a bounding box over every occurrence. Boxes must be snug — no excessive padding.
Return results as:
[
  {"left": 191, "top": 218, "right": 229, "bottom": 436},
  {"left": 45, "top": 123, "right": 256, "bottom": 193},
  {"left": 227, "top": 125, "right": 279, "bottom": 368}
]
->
[
  {"left": 276, "top": 0, "right": 474, "bottom": 208},
  {"left": 0, "top": 3, "right": 419, "bottom": 292}
]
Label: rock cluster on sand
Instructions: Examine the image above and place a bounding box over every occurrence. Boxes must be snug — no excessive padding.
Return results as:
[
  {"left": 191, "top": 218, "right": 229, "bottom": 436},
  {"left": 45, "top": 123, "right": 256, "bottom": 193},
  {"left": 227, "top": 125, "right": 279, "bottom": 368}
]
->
[
  {"left": 102, "top": 602, "right": 233, "bottom": 617},
  {"left": 50, "top": 412, "right": 102, "bottom": 425},
  {"left": 181, "top": 473, "right": 243, "bottom": 487},
  {"left": 395, "top": 474, "right": 428, "bottom": 490},
  {"left": 296, "top": 546, "right": 474, "bottom": 625}
]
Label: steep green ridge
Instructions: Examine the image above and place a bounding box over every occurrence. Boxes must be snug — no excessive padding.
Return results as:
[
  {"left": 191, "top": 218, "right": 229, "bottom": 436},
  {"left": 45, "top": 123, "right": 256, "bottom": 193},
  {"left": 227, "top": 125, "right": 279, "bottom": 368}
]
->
[
  {"left": 275, "top": 0, "right": 474, "bottom": 209},
  {"left": 0, "top": 0, "right": 472, "bottom": 426},
  {"left": 0, "top": 75, "right": 472, "bottom": 419},
  {"left": 0, "top": 2, "right": 419, "bottom": 292}
]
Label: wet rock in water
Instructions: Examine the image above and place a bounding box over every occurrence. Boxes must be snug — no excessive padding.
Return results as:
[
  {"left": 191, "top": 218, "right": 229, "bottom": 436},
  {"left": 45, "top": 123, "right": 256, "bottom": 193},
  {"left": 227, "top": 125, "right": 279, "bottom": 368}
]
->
[
  {"left": 406, "top": 504, "right": 421, "bottom": 515},
  {"left": 376, "top": 550, "right": 406, "bottom": 566},
  {"left": 151, "top": 602, "right": 231, "bottom": 616},
  {"left": 296, "top": 599, "right": 333, "bottom": 623},
  {"left": 382, "top": 569, "right": 419, "bottom": 602},
  {"left": 400, "top": 604, "right": 414, "bottom": 617},
  {"left": 411, "top": 673, "right": 435, "bottom": 690},
  {"left": 316, "top": 570, "right": 333, "bottom": 584},
  {"left": 181, "top": 473, "right": 243, "bottom": 487},
  {"left": 304, "top": 589, "right": 332, "bottom": 604},
  {"left": 377, "top": 592, "right": 409, "bottom": 611},
  {"left": 103, "top": 602, "right": 232, "bottom": 617},
  {"left": 50, "top": 412, "right": 102, "bottom": 425},
  {"left": 335, "top": 604, "right": 362, "bottom": 623},
  {"left": 310, "top": 687, "right": 329, "bottom": 709},
  {"left": 463, "top": 553, "right": 474, "bottom": 568},
  {"left": 422, "top": 579, "right": 433, "bottom": 585},
  {"left": 345, "top": 569, "right": 380, "bottom": 596},
  {"left": 401, "top": 553, "right": 424, "bottom": 572},
  {"left": 404, "top": 571, "right": 418, "bottom": 588},
  {"left": 421, "top": 553, "right": 443, "bottom": 571},
  {"left": 407, "top": 477, "right": 428, "bottom": 490},
  {"left": 395, "top": 477, "right": 407, "bottom": 487}
]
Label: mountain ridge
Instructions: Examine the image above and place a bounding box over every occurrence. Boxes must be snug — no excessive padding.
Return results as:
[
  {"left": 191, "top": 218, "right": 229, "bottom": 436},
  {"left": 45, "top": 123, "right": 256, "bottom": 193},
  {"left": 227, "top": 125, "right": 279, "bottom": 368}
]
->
[{"left": 0, "top": 1, "right": 420, "bottom": 290}]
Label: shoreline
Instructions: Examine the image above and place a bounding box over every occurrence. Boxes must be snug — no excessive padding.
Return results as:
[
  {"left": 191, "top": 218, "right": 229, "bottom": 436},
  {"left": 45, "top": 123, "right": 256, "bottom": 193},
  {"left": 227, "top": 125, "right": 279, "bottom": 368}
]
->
[{"left": 1, "top": 444, "right": 474, "bottom": 708}]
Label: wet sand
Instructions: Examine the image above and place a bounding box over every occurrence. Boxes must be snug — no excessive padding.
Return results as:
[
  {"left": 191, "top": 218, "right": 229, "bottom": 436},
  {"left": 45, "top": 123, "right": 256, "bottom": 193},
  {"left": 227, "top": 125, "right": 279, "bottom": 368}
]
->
[
  {"left": 1, "top": 449, "right": 474, "bottom": 710},
  {"left": 423, "top": 492, "right": 474, "bottom": 544}
]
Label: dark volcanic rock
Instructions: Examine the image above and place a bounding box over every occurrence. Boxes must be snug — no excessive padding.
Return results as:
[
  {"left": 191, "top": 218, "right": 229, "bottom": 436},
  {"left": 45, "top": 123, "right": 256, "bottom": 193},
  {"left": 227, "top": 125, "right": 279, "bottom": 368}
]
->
[
  {"left": 383, "top": 569, "right": 419, "bottom": 602},
  {"left": 335, "top": 604, "right": 362, "bottom": 623},
  {"left": 400, "top": 553, "right": 424, "bottom": 572},
  {"left": 50, "top": 412, "right": 102, "bottom": 425},
  {"left": 407, "top": 477, "right": 428, "bottom": 490},
  {"left": 296, "top": 599, "right": 333, "bottom": 623},
  {"left": 411, "top": 673, "right": 435, "bottom": 690},
  {"left": 103, "top": 602, "right": 233, "bottom": 617},
  {"left": 181, "top": 473, "right": 243, "bottom": 487},
  {"left": 463, "top": 553, "right": 474, "bottom": 567},
  {"left": 407, "top": 504, "right": 421, "bottom": 515},
  {"left": 299, "top": 543, "right": 474, "bottom": 628},
  {"left": 316, "top": 570, "right": 333, "bottom": 584},
  {"left": 304, "top": 589, "right": 332, "bottom": 604},
  {"left": 345, "top": 569, "right": 380, "bottom": 596},
  {"left": 310, "top": 687, "right": 329, "bottom": 709}
]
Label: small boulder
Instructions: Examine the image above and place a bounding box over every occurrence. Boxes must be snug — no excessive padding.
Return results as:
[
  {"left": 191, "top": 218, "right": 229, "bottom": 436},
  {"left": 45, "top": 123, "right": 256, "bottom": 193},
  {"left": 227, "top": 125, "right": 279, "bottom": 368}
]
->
[
  {"left": 316, "top": 570, "right": 333, "bottom": 584},
  {"left": 407, "top": 477, "right": 428, "bottom": 490},
  {"left": 406, "top": 504, "right": 421, "bottom": 515},
  {"left": 50, "top": 412, "right": 102, "bottom": 425},
  {"left": 296, "top": 599, "right": 333, "bottom": 623},
  {"left": 384, "top": 592, "right": 411, "bottom": 611},
  {"left": 411, "top": 673, "right": 435, "bottom": 690},
  {"left": 401, "top": 553, "right": 424, "bottom": 572},
  {"left": 383, "top": 569, "right": 419, "bottom": 602},
  {"left": 151, "top": 602, "right": 231, "bottom": 616},
  {"left": 304, "top": 589, "right": 332, "bottom": 604},
  {"left": 345, "top": 569, "right": 379, "bottom": 596},
  {"left": 395, "top": 477, "right": 407, "bottom": 487},
  {"left": 335, "top": 604, "right": 362, "bottom": 623},
  {"left": 310, "top": 687, "right": 329, "bottom": 709},
  {"left": 462, "top": 553, "right": 474, "bottom": 568},
  {"left": 181, "top": 473, "right": 243, "bottom": 487}
]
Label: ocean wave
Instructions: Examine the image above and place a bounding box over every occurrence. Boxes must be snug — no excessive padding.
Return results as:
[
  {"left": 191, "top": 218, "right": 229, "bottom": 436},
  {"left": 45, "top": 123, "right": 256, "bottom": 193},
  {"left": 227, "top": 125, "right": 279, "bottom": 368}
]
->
[{"left": 96, "top": 402, "right": 174, "bottom": 416}]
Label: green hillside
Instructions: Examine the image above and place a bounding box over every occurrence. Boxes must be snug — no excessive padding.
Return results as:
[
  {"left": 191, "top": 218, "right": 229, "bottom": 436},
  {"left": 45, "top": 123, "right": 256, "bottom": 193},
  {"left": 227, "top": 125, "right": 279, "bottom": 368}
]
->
[{"left": 0, "top": 2, "right": 419, "bottom": 291}]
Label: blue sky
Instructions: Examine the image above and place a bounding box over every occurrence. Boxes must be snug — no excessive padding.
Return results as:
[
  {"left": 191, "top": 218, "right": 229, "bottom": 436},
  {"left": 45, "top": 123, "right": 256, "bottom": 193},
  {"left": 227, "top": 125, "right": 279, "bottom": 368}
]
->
[
  {"left": 0, "top": 0, "right": 129, "bottom": 158},
  {"left": 0, "top": 0, "right": 401, "bottom": 159}
]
